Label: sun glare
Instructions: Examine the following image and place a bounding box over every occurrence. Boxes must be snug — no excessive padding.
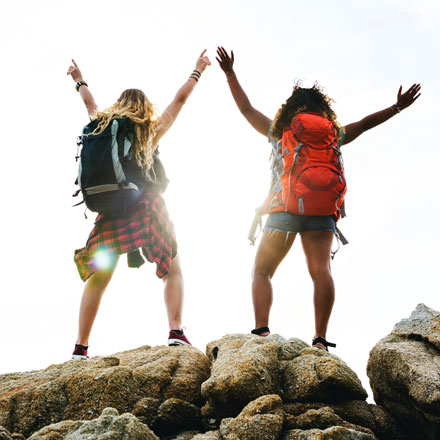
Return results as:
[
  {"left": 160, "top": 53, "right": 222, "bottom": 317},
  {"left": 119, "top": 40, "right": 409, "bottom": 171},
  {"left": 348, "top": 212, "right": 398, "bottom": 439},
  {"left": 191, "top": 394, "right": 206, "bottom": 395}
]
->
[{"left": 94, "top": 250, "right": 115, "bottom": 271}]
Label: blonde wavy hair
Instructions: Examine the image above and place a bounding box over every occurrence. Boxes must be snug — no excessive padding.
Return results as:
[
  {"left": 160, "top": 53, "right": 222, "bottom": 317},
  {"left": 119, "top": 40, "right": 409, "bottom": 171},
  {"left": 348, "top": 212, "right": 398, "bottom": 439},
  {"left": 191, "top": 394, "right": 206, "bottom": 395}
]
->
[{"left": 91, "top": 89, "right": 159, "bottom": 175}]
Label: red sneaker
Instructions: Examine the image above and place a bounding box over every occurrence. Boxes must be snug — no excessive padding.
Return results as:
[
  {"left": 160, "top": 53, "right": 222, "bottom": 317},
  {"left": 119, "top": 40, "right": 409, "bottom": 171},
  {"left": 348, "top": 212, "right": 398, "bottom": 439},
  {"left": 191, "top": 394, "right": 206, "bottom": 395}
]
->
[
  {"left": 72, "top": 344, "right": 89, "bottom": 360},
  {"left": 168, "top": 329, "right": 191, "bottom": 346}
]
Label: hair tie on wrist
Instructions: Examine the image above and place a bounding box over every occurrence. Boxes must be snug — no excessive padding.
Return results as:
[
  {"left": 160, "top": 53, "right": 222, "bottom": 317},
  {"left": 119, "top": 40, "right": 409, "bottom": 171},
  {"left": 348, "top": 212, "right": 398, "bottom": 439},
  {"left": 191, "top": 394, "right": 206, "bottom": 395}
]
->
[
  {"left": 76, "top": 80, "right": 88, "bottom": 92},
  {"left": 190, "top": 70, "right": 201, "bottom": 82}
]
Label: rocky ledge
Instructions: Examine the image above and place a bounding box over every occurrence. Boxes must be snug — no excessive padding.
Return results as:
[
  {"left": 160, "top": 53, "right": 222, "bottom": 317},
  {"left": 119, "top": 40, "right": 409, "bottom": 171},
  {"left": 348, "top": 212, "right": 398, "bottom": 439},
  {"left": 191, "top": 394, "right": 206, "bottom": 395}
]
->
[{"left": 0, "top": 304, "right": 439, "bottom": 439}]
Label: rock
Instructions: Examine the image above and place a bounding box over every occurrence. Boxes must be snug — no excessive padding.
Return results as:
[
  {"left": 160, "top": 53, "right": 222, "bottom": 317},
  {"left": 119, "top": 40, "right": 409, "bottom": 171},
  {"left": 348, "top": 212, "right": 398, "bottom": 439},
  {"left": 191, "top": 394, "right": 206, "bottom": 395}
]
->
[
  {"left": 132, "top": 397, "right": 160, "bottom": 428},
  {"left": 365, "top": 404, "right": 399, "bottom": 440},
  {"left": 155, "top": 398, "right": 202, "bottom": 435},
  {"left": 284, "top": 348, "right": 368, "bottom": 402},
  {"left": 3, "top": 327, "right": 428, "bottom": 439},
  {"left": 0, "top": 426, "right": 12, "bottom": 440},
  {"left": 165, "top": 431, "right": 200, "bottom": 440},
  {"left": 392, "top": 303, "right": 440, "bottom": 350},
  {"left": 219, "top": 395, "right": 284, "bottom": 440},
  {"left": 0, "top": 345, "right": 210, "bottom": 437},
  {"left": 202, "top": 334, "right": 282, "bottom": 416},
  {"left": 28, "top": 407, "right": 158, "bottom": 439},
  {"left": 278, "top": 338, "right": 310, "bottom": 361},
  {"left": 28, "top": 421, "right": 83, "bottom": 440},
  {"left": 200, "top": 403, "right": 220, "bottom": 431},
  {"left": 283, "top": 401, "right": 399, "bottom": 439},
  {"left": 287, "top": 407, "right": 374, "bottom": 435},
  {"left": 367, "top": 304, "right": 440, "bottom": 440},
  {"left": 281, "top": 426, "right": 377, "bottom": 439},
  {"left": 189, "top": 431, "right": 221, "bottom": 439},
  {"left": 202, "top": 334, "right": 368, "bottom": 419}
]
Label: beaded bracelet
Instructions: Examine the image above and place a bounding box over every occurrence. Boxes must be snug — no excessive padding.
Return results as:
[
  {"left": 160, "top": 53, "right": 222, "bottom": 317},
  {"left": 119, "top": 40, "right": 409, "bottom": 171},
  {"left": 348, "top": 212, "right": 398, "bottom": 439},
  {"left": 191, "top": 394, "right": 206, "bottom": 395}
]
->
[
  {"left": 76, "top": 80, "right": 88, "bottom": 92},
  {"left": 393, "top": 104, "right": 401, "bottom": 114}
]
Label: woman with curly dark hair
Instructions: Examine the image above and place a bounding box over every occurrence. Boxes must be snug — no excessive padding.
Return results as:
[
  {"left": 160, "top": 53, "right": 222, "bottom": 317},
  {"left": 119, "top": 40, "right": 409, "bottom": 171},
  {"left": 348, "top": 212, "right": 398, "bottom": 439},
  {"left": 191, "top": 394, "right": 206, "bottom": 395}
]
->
[{"left": 216, "top": 46, "right": 421, "bottom": 350}]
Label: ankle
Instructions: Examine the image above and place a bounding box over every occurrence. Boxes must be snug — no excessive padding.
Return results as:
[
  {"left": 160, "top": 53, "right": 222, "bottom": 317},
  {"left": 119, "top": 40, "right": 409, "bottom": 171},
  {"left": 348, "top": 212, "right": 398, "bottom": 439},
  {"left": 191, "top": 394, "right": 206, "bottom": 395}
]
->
[
  {"left": 76, "top": 341, "right": 89, "bottom": 347},
  {"left": 170, "top": 329, "right": 183, "bottom": 335},
  {"left": 252, "top": 326, "right": 270, "bottom": 336}
]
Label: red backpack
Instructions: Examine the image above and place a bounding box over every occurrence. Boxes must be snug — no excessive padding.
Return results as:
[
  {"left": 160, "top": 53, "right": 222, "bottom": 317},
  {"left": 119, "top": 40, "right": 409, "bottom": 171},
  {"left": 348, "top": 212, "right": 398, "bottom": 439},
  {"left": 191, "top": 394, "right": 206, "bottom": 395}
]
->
[
  {"left": 249, "top": 113, "right": 347, "bottom": 249},
  {"left": 280, "top": 112, "right": 346, "bottom": 219}
]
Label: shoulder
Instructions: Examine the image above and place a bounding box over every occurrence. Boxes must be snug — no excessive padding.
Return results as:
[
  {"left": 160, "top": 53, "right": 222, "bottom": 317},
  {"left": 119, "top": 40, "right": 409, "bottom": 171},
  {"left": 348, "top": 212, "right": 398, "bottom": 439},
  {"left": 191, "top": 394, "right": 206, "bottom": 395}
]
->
[
  {"left": 267, "top": 120, "right": 276, "bottom": 142},
  {"left": 337, "top": 125, "right": 346, "bottom": 146}
]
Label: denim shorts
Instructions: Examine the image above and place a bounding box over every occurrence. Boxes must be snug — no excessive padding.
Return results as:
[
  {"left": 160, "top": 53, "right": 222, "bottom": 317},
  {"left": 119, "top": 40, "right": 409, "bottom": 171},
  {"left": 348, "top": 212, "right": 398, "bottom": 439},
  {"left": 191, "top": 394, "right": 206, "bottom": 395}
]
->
[{"left": 263, "top": 211, "right": 336, "bottom": 234}]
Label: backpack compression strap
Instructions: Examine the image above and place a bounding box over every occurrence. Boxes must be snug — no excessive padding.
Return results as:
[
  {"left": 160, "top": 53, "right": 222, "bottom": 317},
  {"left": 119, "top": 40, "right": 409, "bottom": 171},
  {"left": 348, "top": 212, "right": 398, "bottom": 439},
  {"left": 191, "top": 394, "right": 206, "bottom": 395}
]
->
[
  {"left": 248, "top": 206, "right": 263, "bottom": 245},
  {"left": 331, "top": 226, "right": 349, "bottom": 260}
]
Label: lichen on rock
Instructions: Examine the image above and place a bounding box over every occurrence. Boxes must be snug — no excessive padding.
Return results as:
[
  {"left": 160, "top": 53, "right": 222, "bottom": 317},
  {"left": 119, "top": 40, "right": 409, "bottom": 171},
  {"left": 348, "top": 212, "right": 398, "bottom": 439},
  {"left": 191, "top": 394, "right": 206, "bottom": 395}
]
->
[{"left": 28, "top": 407, "right": 159, "bottom": 439}]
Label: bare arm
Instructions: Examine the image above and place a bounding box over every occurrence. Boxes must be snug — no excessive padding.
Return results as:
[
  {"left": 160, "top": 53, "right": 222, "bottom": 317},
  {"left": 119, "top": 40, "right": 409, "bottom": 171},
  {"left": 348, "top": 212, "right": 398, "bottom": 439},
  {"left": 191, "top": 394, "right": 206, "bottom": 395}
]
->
[
  {"left": 67, "top": 59, "right": 98, "bottom": 117},
  {"left": 342, "top": 83, "right": 421, "bottom": 145},
  {"left": 216, "top": 47, "right": 271, "bottom": 137},
  {"left": 153, "top": 50, "right": 211, "bottom": 147}
]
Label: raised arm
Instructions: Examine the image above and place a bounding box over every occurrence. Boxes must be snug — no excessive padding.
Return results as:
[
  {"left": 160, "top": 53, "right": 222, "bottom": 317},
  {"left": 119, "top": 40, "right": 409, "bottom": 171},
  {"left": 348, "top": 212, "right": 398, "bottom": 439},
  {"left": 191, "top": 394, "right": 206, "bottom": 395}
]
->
[
  {"left": 153, "top": 50, "right": 211, "bottom": 147},
  {"left": 67, "top": 59, "right": 98, "bottom": 118},
  {"left": 216, "top": 47, "right": 271, "bottom": 137},
  {"left": 342, "top": 83, "right": 421, "bottom": 145}
]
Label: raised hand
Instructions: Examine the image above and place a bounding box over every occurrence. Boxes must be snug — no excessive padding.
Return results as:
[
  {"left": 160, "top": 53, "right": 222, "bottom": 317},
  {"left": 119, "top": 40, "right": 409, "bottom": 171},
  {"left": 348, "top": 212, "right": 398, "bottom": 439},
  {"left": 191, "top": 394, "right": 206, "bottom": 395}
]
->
[
  {"left": 396, "top": 83, "right": 421, "bottom": 111},
  {"left": 67, "top": 59, "right": 83, "bottom": 83},
  {"left": 195, "top": 49, "right": 211, "bottom": 74},
  {"left": 216, "top": 46, "right": 235, "bottom": 76}
]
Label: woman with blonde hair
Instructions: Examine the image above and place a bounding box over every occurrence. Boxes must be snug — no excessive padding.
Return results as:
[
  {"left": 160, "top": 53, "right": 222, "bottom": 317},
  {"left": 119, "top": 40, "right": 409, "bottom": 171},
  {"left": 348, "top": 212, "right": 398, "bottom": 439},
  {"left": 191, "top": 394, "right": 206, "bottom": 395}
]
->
[
  {"left": 216, "top": 46, "right": 420, "bottom": 350},
  {"left": 67, "top": 51, "right": 210, "bottom": 359}
]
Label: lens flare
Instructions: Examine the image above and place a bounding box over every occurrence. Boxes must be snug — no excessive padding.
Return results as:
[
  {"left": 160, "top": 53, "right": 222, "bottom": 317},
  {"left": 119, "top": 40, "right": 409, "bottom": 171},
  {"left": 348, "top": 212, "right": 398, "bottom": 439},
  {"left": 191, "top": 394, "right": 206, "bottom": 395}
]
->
[{"left": 94, "top": 250, "right": 114, "bottom": 270}]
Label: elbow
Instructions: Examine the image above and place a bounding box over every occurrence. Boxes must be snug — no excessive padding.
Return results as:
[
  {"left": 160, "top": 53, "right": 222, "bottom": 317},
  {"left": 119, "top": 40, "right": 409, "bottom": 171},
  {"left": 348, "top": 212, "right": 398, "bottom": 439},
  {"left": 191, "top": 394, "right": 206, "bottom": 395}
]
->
[
  {"left": 175, "top": 92, "right": 188, "bottom": 106},
  {"left": 240, "top": 105, "right": 253, "bottom": 117},
  {"left": 86, "top": 103, "right": 97, "bottom": 116}
]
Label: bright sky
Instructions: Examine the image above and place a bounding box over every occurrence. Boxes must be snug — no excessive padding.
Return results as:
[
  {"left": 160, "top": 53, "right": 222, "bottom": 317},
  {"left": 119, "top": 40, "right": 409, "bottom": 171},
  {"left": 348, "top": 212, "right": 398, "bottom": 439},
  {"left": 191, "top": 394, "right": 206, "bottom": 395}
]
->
[{"left": 1, "top": 0, "right": 439, "bottom": 401}]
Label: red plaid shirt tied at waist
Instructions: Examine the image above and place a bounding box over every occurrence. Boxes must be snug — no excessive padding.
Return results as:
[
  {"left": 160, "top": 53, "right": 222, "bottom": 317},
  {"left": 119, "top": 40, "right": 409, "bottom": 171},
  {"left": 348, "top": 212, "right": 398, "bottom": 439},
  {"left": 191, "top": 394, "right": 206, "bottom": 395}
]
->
[{"left": 74, "top": 193, "right": 177, "bottom": 282}]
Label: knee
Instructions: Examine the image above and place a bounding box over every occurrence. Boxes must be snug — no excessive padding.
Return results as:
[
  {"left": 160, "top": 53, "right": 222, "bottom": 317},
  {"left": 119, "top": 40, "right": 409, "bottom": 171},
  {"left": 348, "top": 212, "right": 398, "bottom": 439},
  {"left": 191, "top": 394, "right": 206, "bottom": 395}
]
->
[
  {"left": 89, "top": 269, "right": 114, "bottom": 289},
  {"left": 308, "top": 265, "right": 332, "bottom": 282},
  {"left": 252, "top": 262, "right": 275, "bottom": 281},
  {"left": 163, "top": 257, "right": 183, "bottom": 282}
]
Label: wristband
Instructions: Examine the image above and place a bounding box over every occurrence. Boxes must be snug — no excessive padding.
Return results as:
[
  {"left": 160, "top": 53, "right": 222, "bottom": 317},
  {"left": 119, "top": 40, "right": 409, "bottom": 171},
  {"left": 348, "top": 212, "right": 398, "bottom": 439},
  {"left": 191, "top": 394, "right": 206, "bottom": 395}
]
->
[
  {"left": 190, "top": 70, "right": 201, "bottom": 82},
  {"left": 393, "top": 104, "right": 401, "bottom": 114},
  {"left": 76, "top": 80, "right": 88, "bottom": 92}
]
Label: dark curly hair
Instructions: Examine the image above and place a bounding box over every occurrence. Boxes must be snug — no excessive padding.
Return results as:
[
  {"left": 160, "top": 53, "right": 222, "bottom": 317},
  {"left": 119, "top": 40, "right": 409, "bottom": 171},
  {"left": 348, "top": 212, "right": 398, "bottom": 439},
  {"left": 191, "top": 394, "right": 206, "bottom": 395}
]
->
[{"left": 271, "top": 82, "right": 339, "bottom": 140}]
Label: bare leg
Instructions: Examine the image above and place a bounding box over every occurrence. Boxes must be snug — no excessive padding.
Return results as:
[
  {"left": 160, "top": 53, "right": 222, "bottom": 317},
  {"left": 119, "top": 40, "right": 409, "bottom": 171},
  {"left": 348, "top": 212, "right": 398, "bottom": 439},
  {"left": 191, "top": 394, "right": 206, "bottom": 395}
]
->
[
  {"left": 300, "top": 230, "right": 335, "bottom": 343},
  {"left": 76, "top": 256, "right": 119, "bottom": 346},
  {"left": 163, "top": 255, "right": 184, "bottom": 330},
  {"left": 252, "top": 230, "right": 296, "bottom": 334}
]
